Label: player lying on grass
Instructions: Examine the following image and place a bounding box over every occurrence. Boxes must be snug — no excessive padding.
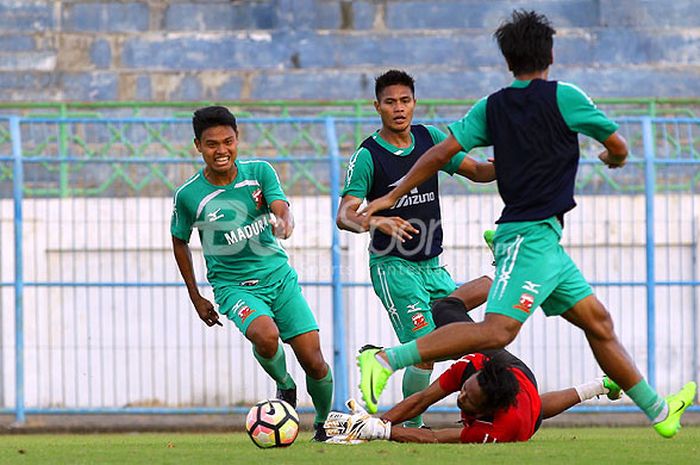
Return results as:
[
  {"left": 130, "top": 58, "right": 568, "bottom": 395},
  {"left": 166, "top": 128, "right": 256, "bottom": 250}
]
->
[{"left": 325, "top": 293, "right": 621, "bottom": 444}]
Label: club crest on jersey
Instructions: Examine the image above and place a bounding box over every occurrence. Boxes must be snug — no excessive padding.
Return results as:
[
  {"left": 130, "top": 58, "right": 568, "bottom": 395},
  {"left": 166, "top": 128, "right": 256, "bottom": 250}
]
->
[
  {"left": 411, "top": 313, "right": 429, "bottom": 331},
  {"left": 513, "top": 293, "right": 535, "bottom": 314},
  {"left": 237, "top": 305, "right": 255, "bottom": 323},
  {"left": 252, "top": 188, "right": 265, "bottom": 210}
]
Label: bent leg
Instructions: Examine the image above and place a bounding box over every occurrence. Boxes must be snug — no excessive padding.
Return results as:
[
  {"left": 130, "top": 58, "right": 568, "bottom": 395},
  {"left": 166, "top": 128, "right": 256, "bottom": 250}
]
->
[
  {"left": 247, "top": 315, "right": 296, "bottom": 390},
  {"left": 449, "top": 275, "right": 492, "bottom": 311}
]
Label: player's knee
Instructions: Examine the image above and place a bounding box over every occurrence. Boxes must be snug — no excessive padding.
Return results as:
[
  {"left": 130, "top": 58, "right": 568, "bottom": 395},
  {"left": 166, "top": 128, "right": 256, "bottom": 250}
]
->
[
  {"left": 248, "top": 326, "right": 280, "bottom": 357},
  {"left": 432, "top": 297, "right": 473, "bottom": 328},
  {"left": 482, "top": 319, "right": 519, "bottom": 348}
]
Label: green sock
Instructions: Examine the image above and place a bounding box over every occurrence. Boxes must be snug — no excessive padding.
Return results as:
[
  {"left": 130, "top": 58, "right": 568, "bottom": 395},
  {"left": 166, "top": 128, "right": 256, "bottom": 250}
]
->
[
  {"left": 306, "top": 365, "right": 333, "bottom": 424},
  {"left": 253, "top": 344, "right": 296, "bottom": 390},
  {"left": 626, "top": 379, "right": 667, "bottom": 422},
  {"left": 385, "top": 340, "right": 422, "bottom": 371},
  {"left": 402, "top": 366, "right": 432, "bottom": 428}
]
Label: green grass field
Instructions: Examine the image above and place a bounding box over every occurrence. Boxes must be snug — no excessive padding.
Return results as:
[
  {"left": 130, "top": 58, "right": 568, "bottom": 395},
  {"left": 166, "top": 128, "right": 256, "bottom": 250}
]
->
[{"left": 0, "top": 427, "right": 697, "bottom": 465}]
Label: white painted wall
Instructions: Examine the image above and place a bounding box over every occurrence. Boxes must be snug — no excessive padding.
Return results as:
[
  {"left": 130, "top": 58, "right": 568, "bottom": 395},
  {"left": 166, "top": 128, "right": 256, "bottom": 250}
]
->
[{"left": 0, "top": 194, "right": 698, "bottom": 411}]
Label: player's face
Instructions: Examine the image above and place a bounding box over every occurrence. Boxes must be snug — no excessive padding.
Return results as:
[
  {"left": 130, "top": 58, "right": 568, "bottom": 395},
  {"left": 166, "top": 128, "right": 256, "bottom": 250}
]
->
[
  {"left": 194, "top": 125, "right": 239, "bottom": 175},
  {"left": 457, "top": 374, "right": 488, "bottom": 416},
  {"left": 374, "top": 84, "right": 415, "bottom": 134}
]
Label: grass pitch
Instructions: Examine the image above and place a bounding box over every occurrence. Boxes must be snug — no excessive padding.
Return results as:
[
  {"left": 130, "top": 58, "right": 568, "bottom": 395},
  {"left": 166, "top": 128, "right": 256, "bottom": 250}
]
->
[{"left": 0, "top": 427, "right": 697, "bottom": 465}]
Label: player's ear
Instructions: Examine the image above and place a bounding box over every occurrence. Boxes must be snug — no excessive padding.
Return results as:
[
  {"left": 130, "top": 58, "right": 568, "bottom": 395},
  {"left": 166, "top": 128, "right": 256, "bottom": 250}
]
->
[
  {"left": 193, "top": 138, "right": 201, "bottom": 152},
  {"left": 373, "top": 100, "right": 380, "bottom": 114}
]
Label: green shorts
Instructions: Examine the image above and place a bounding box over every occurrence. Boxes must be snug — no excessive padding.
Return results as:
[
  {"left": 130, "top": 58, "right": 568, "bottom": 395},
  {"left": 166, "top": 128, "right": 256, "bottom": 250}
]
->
[
  {"left": 486, "top": 217, "right": 593, "bottom": 323},
  {"left": 215, "top": 267, "right": 319, "bottom": 342},
  {"left": 370, "top": 256, "right": 456, "bottom": 343}
]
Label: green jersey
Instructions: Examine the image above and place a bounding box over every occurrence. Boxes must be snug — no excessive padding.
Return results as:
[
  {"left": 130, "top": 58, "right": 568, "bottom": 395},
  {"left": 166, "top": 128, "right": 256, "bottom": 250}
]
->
[{"left": 171, "top": 160, "right": 291, "bottom": 289}]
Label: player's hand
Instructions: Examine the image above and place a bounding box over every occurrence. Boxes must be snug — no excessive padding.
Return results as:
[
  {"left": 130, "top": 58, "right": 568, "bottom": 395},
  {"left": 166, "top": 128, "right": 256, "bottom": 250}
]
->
[
  {"left": 193, "top": 296, "right": 222, "bottom": 327},
  {"left": 358, "top": 195, "right": 397, "bottom": 228},
  {"left": 324, "top": 399, "right": 391, "bottom": 441},
  {"left": 271, "top": 214, "right": 294, "bottom": 239},
  {"left": 598, "top": 150, "right": 626, "bottom": 169},
  {"left": 368, "top": 216, "right": 418, "bottom": 242}
]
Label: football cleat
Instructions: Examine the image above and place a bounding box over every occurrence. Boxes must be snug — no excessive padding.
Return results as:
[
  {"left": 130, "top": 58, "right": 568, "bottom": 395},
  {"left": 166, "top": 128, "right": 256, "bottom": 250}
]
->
[
  {"left": 276, "top": 385, "right": 297, "bottom": 409},
  {"left": 357, "top": 345, "right": 393, "bottom": 414},
  {"left": 311, "top": 422, "right": 329, "bottom": 442},
  {"left": 653, "top": 381, "right": 696, "bottom": 439}
]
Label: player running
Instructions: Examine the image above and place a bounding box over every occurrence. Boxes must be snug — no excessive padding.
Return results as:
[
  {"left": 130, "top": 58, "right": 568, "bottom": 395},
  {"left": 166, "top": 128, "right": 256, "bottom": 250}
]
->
[
  {"left": 336, "top": 69, "right": 495, "bottom": 427},
  {"left": 171, "top": 106, "right": 332, "bottom": 441},
  {"left": 356, "top": 11, "right": 696, "bottom": 438}
]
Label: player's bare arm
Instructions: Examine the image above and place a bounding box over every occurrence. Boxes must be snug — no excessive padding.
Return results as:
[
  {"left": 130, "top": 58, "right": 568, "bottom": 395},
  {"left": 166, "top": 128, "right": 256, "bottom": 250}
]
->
[
  {"left": 598, "top": 132, "right": 628, "bottom": 169},
  {"left": 455, "top": 156, "right": 496, "bottom": 182},
  {"left": 336, "top": 194, "right": 418, "bottom": 242},
  {"left": 359, "top": 135, "right": 463, "bottom": 222},
  {"left": 270, "top": 199, "right": 294, "bottom": 239},
  {"left": 171, "top": 236, "right": 222, "bottom": 327},
  {"left": 381, "top": 379, "right": 450, "bottom": 426},
  {"left": 390, "top": 426, "right": 463, "bottom": 444}
]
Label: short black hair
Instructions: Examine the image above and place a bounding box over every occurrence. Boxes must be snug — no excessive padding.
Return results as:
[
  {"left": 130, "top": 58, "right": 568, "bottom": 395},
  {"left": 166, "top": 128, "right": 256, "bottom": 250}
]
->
[
  {"left": 494, "top": 10, "right": 556, "bottom": 76},
  {"left": 192, "top": 106, "right": 238, "bottom": 140},
  {"left": 476, "top": 354, "right": 520, "bottom": 413},
  {"left": 374, "top": 69, "right": 415, "bottom": 100}
]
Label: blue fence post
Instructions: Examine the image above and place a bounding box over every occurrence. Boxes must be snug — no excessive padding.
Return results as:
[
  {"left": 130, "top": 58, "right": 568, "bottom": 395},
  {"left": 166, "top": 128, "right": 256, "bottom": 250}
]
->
[
  {"left": 325, "top": 117, "right": 348, "bottom": 410},
  {"left": 642, "top": 117, "right": 656, "bottom": 388},
  {"left": 10, "top": 117, "right": 25, "bottom": 424}
]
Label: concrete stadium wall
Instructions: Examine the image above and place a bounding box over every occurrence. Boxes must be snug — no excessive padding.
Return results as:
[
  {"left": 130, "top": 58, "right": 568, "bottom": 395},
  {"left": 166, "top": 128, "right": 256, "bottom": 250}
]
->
[{"left": 0, "top": 0, "right": 698, "bottom": 102}]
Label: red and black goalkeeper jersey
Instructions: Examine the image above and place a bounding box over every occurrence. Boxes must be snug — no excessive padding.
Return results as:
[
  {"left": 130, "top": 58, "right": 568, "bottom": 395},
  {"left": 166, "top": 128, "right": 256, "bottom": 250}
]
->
[{"left": 438, "top": 352, "right": 542, "bottom": 443}]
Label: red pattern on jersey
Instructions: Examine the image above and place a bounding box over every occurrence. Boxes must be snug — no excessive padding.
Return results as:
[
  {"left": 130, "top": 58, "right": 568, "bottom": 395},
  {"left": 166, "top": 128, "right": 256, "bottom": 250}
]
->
[{"left": 438, "top": 353, "right": 541, "bottom": 443}]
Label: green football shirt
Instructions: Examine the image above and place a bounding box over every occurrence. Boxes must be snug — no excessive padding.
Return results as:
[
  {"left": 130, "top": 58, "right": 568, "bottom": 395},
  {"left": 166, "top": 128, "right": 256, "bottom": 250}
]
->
[{"left": 171, "top": 160, "right": 291, "bottom": 289}]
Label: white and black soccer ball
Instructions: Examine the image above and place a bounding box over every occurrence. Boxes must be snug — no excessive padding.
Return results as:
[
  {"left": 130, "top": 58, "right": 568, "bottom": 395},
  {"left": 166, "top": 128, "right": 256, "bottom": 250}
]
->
[{"left": 245, "top": 399, "right": 300, "bottom": 448}]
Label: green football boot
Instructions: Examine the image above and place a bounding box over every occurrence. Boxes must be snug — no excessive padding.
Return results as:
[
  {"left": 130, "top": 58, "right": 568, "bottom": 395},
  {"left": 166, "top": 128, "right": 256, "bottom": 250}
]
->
[
  {"left": 653, "top": 381, "right": 697, "bottom": 438},
  {"left": 483, "top": 229, "right": 496, "bottom": 266},
  {"left": 602, "top": 376, "right": 622, "bottom": 400},
  {"left": 357, "top": 345, "right": 393, "bottom": 414}
]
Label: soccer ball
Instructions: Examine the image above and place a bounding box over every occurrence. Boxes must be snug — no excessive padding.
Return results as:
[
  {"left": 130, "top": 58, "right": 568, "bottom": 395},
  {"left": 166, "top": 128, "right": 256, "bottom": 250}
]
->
[{"left": 245, "top": 399, "right": 300, "bottom": 448}]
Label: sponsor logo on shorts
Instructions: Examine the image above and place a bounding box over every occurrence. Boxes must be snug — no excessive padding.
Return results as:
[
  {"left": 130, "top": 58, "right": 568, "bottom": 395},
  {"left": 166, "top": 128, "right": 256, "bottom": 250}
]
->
[
  {"left": 513, "top": 293, "right": 535, "bottom": 314},
  {"left": 522, "top": 280, "right": 541, "bottom": 294},
  {"left": 406, "top": 302, "right": 424, "bottom": 313},
  {"left": 238, "top": 305, "right": 255, "bottom": 323},
  {"left": 411, "top": 313, "right": 429, "bottom": 331}
]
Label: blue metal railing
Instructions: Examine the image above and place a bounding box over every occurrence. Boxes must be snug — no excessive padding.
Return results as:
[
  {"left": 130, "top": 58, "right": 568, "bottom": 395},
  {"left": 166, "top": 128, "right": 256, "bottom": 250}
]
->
[{"left": 1, "top": 116, "right": 699, "bottom": 423}]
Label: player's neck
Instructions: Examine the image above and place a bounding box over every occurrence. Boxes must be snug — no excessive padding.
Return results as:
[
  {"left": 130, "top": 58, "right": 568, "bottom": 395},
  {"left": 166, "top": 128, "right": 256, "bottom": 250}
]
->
[
  {"left": 204, "top": 165, "right": 238, "bottom": 186},
  {"left": 378, "top": 127, "right": 412, "bottom": 149},
  {"left": 514, "top": 69, "right": 549, "bottom": 81}
]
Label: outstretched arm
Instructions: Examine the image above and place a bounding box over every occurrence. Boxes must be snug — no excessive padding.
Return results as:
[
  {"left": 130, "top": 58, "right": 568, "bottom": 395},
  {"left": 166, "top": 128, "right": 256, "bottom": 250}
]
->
[
  {"left": 381, "top": 379, "right": 451, "bottom": 425},
  {"left": 390, "top": 427, "right": 463, "bottom": 444},
  {"left": 455, "top": 156, "right": 496, "bottom": 183},
  {"left": 360, "top": 135, "right": 464, "bottom": 218}
]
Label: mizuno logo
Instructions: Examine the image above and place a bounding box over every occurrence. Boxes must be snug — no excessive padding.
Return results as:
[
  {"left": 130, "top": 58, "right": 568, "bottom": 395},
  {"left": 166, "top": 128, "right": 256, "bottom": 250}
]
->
[{"left": 207, "top": 208, "right": 224, "bottom": 222}]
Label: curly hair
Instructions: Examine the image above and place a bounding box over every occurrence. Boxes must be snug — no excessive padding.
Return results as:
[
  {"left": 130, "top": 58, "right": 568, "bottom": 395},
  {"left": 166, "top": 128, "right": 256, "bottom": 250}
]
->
[
  {"left": 494, "top": 10, "right": 556, "bottom": 76},
  {"left": 476, "top": 353, "right": 520, "bottom": 413}
]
